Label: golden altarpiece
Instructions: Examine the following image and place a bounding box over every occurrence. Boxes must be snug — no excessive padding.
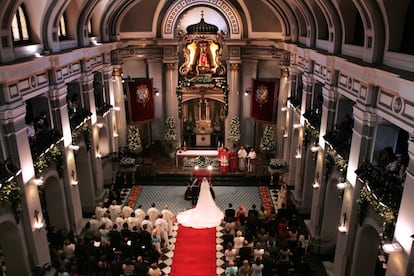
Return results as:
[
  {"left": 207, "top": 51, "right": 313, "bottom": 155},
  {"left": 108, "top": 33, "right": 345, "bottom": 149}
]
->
[{"left": 177, "top": 14, "right": 228, "bottom": 147}]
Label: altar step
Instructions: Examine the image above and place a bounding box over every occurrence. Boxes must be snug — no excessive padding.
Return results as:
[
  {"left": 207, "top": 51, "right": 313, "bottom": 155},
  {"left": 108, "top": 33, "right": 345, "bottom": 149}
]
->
[{"left": 137, "top": 173, "right": 269, "bottom": 186}]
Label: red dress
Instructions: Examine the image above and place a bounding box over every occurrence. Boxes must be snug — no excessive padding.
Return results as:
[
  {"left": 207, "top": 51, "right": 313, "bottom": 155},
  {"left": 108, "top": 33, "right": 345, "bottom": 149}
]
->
[{"left": 229, "top": 150, "right": 237, "bottom": 172}]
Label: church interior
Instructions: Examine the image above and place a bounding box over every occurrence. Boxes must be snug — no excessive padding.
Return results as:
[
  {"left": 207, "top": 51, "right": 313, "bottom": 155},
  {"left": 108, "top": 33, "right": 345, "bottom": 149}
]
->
[{"left": 0, "top": 0, "right": 414, "bottom": 275}]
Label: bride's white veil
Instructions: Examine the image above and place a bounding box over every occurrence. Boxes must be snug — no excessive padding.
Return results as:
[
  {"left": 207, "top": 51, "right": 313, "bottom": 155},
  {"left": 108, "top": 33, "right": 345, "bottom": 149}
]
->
[{"left": 177, "top": 177, "right": 224, "bottom": 228}]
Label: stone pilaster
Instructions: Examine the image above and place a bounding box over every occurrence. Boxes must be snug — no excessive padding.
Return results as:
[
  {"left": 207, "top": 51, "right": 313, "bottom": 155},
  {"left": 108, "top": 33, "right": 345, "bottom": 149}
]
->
[
  {"left": 226, "top": 62, "right": 240, "bottom": 146},
  {"left": 164, "top": 62, "right": 181, "bottom": 146},
  {"left": 112, "top": 67, "right": 127, "bottom": 148}
]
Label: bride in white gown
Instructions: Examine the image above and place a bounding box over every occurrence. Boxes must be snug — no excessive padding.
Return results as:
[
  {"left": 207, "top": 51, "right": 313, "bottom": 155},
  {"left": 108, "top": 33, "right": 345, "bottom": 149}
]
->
[{"left": 176, "top": 177, "right": 224, "bottom": 228}]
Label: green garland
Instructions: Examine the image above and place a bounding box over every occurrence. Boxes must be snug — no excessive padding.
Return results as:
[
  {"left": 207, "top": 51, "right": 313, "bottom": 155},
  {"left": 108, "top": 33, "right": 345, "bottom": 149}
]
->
[
  {"left": 34, "top": 145, "right": 64, "bottom": 178},
  {"left": 325, "top": 146, "right": 348, "bottom": 181},
  {"left": 0, "top": 179, "right": 22, "bottom": 223},
  {"left": 176, "top": 77, "right": 229, "bottom": 118},
  {"left": 72, "top": 123, "right": 91, "bottom": 150},
  {"left": 358, "top": 184, "right": 396, "bottom": 240},
  {"left": 304, "top": 124, "right": 320, "bottom": 148}
]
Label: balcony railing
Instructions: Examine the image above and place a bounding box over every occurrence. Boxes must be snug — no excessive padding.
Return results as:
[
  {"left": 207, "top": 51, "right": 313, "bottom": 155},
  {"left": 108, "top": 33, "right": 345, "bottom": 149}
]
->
[
  {"left": 29, "top": 129, "right": 63, "bottom": 160},
  {"left": 69, "top": 107, "right": 92, "bottom": 129},
  {"left": 303, "top": 109, "right": 321, "bottom": 130},
  {"left": 96, "top": 103, "right": 113, "bottom": 117}
]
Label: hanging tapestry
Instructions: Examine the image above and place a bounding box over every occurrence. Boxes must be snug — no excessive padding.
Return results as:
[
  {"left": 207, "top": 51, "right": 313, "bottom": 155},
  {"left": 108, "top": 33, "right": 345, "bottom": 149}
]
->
[
  {"left": 126, "top": 79, "right": 154, "bottom": 122},
  {"left": 250, "top": 79, "right": 279, "bottom": 122}
]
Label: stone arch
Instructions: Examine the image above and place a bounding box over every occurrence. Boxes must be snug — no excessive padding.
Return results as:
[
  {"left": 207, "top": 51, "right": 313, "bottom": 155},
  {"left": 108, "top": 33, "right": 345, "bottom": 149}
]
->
[
  {"left": 322, "top": 171, "right": 343, "bottom": 243},
  {"left": 41, "top": 171, "right": 70, "bottom": 234},
  {"left": 0, "top": 212, "right": 30, "bottom": 275},
  {"left": 76, "top": 140, "right": 96, "bottom": 213},
  {"left": 77, "top": 0, "right": 101, "bottom": 47},
  {"left": 42, "top": 0, "right": 69, "bottom": 52},
  {"left": 352, "top": 0, "right": 386, "bottom": 63},
  {"left": 351, "top": 221, "right": 382, "bottom": 275},
  {"left": 290, "top": 0, "right": 316, "bottom": 47},
  {"left": 317, "top": 0, "right": 343, "bottom": 53},
  {"left": 161, "top": 0, "right": 242, "bottom": 39}
]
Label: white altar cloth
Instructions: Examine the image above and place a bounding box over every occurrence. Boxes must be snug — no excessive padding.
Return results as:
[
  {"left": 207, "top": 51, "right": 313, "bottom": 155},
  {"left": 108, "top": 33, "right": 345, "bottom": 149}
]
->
[{"left": 176, "top": 149, "right": 218, "bottom": 167}]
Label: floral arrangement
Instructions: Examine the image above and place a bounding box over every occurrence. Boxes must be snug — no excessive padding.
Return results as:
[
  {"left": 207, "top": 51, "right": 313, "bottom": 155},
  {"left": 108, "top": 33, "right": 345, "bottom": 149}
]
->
[
  {"left": 259, "top": 125, "right": 275, "bottom": 152},
  {"left": 127, "top": 125, "right": 142, "bottom": 154},
  {"left": 0, "top": 179, "right": 22, "bottom": 222},
  {"left": 269, "top": 159, "right": 289, "bottom": 172},
  {"left": 182, "top": 156, "right": 220, "bottom": 170},
  {"left": 164, "top": 117, "right": 177, "bottom": 143},
  {"left": 34, "top": 145, "right": 64, "bottom": 178},
  {"left": 228, "top": 116, "right": 241, "bottom": 143},
  {"left": 120, "top": 157, "right": 136, "bottom": 168}
]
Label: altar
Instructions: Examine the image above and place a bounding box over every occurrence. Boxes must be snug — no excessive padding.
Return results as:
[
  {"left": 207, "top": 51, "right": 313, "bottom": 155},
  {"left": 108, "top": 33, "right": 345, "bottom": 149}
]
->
[{"left": 176, "top": 149, "right": 218, "bottom": 167}]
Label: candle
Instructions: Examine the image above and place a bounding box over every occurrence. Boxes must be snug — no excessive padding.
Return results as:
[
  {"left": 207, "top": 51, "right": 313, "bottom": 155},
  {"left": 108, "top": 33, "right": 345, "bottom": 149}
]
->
[{"left": 184, "top": 141, "right": 186, "bottom": 146}]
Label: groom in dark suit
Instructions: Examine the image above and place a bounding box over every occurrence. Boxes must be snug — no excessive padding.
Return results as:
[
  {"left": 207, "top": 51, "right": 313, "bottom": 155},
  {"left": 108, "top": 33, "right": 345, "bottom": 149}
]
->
[{"left": 190, "top": 178, "right": 199, "bottom": 205}]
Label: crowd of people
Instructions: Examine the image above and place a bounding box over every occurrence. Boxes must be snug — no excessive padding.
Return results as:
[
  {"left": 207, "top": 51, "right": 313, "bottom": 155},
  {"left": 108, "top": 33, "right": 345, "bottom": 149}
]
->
[
  {"left": 221, "top": 200, "right": 311, "bottom": 276},
  {"left": 48, "top": 199, "right": 175, "bottom": 275}
]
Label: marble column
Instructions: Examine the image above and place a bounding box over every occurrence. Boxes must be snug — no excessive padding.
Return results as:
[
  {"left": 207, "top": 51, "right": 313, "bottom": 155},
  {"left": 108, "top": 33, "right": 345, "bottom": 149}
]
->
[
  {"left": 112, "top": 67, "right": 127, "bottom": 148},
  {"left": 306, "top": 73, "right": 339, "bottom": 252},
  {"left": 164, "top": 62, "right": 181, "bottom": 146},
  {"left": 147, "top": 59, "right": 163, "bottom": 142},
  {"left": 48, "top": 79, "right": 84, "bottom": 233},
  {"left": 102, "top": 61, "right": 118, "bottom": 153},
  {"left": 225, "top": 62, "right": 241, "bottom": 146}
]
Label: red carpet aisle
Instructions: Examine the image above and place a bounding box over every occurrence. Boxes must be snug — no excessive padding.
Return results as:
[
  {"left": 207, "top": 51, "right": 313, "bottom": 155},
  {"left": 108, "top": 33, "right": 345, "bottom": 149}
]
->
[{"left": 170, "top": 225, "right": 217, "bottom": 276}]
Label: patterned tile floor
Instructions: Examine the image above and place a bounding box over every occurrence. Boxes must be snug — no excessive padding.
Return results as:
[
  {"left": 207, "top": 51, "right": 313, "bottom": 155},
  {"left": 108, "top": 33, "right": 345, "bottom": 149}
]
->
[{"left": 124, "top": 185, "right": 275, "bottom": 275}]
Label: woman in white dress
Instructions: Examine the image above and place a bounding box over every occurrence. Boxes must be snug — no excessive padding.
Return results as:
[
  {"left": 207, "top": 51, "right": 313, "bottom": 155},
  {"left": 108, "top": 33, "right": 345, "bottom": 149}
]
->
[{"left": 176, "top": 177, "right": 224, "bottom": 228}]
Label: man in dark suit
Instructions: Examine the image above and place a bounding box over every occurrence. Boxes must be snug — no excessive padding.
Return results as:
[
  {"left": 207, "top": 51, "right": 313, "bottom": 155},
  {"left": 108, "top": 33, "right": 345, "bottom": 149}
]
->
[
  {"left": 224, "top": 203, "right": 236, "bottom": 223},
  {"left": 190, "top": 178, "right": 199, "bottom": 205}
]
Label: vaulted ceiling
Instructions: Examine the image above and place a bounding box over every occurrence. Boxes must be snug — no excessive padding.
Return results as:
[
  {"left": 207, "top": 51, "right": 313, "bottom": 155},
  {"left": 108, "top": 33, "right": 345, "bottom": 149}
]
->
[{"left": 0, "top": 0, "right": 413, "bottom": 66}]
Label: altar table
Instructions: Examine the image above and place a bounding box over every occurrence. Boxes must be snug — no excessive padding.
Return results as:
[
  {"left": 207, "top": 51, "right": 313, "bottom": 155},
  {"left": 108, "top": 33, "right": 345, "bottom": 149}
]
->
[{"left": 175, "top": 149, "right": 219, "bottom": 167}]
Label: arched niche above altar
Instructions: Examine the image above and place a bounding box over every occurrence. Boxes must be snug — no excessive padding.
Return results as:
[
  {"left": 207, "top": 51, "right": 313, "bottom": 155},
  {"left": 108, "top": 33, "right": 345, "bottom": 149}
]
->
[{"left": 178, "top": 12, "right": 226, "bottom": 79}]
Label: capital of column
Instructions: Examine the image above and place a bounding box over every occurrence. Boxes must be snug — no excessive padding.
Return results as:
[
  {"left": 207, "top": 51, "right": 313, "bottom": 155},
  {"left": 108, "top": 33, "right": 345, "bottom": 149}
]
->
[
  {"left": 112, "top": 68, "right": 122, "bottom": 77},
  {"left": 280, "top": 68, "right": 289, "bottom": 78},
  {"left": 165, "top": 63, "right": 176, "bottom": 71},
  {"left": 229, "top": 63, "right": 239, "bottom": 72}
]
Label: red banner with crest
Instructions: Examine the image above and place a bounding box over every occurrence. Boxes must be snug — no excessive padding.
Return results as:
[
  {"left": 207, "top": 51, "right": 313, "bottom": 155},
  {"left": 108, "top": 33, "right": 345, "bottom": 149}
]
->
[
  {"left": 126, "top": 79, "right": 154, "bottom": 123},
  {"left": 250, "top": 79, "right": 279, "bottom": 122}
]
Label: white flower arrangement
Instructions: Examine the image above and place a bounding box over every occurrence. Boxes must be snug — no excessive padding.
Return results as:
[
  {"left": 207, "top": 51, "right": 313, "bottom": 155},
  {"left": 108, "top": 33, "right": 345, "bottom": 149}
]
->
[
  {"left": 127, "top": 125, "right": 142, "bottom": 154},
  {"left": 164, "top": 117, "right": 177, "bottom": 143},
  {"left": 269, "top": 158, "right": 289, "bottom": 171},
  {"left": 259, "top": 125, "right": 275, "bottom": 152},
  {"left": 182, "top": 156, "right": 220, "bottom": 170},
  {"left": 120, "top": 157, "right": 136, "bottom": 168}
]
